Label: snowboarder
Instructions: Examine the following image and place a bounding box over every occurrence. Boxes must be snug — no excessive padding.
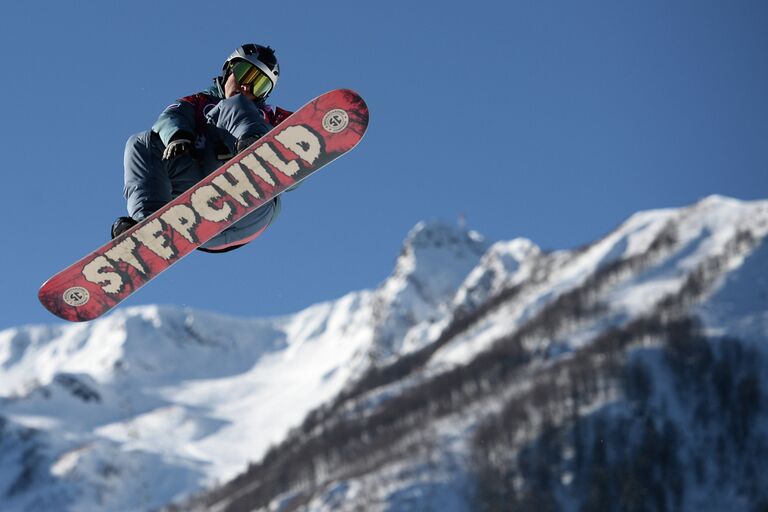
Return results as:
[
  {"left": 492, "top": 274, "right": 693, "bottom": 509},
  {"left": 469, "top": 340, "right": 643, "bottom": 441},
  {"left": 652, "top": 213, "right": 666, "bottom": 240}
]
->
[{"left": 111, "top": 44, "right": 293, "bottom": 253}]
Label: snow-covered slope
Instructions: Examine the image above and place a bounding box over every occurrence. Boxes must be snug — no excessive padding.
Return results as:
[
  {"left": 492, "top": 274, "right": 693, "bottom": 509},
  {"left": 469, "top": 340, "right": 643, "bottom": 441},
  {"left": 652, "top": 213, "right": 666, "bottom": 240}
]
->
[
  {"left": 2, "top": 195, "right": 767, "bottom": 512},
  {"left": 182, "top": 195, "right": 768, "bottom": 512},
  {"left": 0, "top": 294, "right": 377, "bottom": 511}
]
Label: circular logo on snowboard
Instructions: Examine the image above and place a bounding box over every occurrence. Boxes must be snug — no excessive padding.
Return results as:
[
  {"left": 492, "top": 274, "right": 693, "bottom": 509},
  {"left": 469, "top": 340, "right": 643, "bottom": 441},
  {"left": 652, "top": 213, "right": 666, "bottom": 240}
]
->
[
  {"left": 63, "top": 287, "right": 90, "bottom": 307},
  {"left": 322, "top": 109, "right": 349, "bottom": 133}
]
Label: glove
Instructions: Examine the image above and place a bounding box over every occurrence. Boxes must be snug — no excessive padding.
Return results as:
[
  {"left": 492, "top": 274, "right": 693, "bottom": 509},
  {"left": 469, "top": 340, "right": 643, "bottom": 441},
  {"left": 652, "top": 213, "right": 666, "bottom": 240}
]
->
[
  {"left": 162, "top": 134, "right": 194, "bottom": 161},
  {"left": 236, "top": 134, "right": 261, "bottom": 153},
  {"left": 215, "top": 141, "right": 235, "bottom": 161}
]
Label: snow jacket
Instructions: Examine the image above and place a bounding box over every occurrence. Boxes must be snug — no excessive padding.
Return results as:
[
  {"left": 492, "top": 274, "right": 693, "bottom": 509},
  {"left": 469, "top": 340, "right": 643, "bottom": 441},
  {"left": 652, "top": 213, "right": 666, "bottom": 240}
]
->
[{"left": 152, "top": 77, "right": 293, "bottom": 148}]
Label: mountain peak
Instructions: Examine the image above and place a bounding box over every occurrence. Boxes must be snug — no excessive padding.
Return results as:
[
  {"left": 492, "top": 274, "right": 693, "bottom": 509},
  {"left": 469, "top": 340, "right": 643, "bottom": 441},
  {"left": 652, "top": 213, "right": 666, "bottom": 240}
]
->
[
  {"left": 403, "top": 220, "right": 486, "bottom": 253},
  {"left": 370, "top": 221, "right": 490, "bottom": 360},
  {"left": 390, "top": 220, "right": 490, "bottom": 300}
]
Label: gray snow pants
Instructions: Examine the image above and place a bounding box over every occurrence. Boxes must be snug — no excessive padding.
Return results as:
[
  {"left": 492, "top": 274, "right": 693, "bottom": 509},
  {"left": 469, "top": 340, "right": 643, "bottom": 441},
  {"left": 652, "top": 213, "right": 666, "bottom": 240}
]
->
[{"left": 123, "top": 95, "right": 279, "bottom": 251}]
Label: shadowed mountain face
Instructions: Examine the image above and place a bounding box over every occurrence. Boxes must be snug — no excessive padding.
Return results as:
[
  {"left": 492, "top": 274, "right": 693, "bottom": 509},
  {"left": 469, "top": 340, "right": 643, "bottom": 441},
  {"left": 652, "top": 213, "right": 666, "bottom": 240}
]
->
[{"left": 2, "top": 196, "right": 767, "bottom": 512}]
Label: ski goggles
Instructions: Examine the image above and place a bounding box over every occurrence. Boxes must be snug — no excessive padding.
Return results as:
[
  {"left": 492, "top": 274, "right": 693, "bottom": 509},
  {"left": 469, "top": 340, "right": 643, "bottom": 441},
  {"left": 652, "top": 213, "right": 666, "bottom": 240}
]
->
[{"left": 229, "top": 60, "right": 274, "bottom": 98}]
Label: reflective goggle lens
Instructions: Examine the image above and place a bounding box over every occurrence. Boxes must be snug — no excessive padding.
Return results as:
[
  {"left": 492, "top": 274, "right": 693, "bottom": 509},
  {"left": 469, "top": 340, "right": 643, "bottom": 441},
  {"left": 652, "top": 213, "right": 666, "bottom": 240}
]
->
[{"left": 230, "top": 61, "right": 273, "bottom": 98}]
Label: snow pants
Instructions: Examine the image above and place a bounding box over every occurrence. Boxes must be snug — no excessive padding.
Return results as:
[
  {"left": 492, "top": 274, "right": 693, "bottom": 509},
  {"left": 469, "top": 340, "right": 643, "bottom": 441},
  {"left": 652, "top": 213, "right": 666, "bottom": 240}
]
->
[{"left": 123, "top": 95, "right": 278, "bottom": 252}]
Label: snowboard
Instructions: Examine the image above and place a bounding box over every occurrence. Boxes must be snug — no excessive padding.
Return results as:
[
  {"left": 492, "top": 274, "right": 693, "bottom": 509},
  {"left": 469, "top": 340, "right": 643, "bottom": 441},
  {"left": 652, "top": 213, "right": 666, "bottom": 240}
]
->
[{"left": 39, "top": 89, "right": 369, "bottom": 322}]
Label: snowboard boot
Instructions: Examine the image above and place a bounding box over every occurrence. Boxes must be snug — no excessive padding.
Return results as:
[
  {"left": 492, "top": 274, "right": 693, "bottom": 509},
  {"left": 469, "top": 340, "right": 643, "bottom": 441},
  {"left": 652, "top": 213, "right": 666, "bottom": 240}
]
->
[{"left": 111, "top": 216, "right": 138, "bottom": 239}]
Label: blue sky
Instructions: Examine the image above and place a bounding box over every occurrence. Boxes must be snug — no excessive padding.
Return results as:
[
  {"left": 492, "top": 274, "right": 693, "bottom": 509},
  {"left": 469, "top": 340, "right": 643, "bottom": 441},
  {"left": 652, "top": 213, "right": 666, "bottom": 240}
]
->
[{"left": 0, "top": 1, "right": 766, "bottom": 329}]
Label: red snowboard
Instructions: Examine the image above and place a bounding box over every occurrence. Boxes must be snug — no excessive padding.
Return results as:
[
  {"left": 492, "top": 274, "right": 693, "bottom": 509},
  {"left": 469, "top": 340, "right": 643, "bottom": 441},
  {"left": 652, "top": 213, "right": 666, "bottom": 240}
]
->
[{"left": 39, "top": 89, "right": 369, "bottom": 322}]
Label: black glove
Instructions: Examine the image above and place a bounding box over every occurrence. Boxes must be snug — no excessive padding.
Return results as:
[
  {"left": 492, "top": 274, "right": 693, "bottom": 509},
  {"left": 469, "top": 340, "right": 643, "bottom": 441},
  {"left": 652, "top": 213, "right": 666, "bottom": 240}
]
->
[
  {"left": 213, "top": 135, "right": 259, "bottom": 162},
  {"left": 215, "top": 141, "right": 235, "bottom": 161},
  {"left": 162, "top": 132, "right": 194, "bottom": 161},
  {"left": 236, "top": 134, "right": 261, "bottom": 153}
]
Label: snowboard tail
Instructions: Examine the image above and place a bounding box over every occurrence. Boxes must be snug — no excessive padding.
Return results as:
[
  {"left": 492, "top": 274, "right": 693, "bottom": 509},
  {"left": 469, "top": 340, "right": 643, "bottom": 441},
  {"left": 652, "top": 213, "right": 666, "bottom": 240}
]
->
[{"left": 39, "top": 89, "right": 369, "bottom": 322}]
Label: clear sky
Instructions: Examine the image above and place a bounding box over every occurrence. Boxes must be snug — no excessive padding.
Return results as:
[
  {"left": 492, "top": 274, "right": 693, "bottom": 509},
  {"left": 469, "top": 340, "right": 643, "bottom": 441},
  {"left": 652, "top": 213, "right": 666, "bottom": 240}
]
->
[{"left": 0, "top": 1, "right": 766, "bottom": 329}]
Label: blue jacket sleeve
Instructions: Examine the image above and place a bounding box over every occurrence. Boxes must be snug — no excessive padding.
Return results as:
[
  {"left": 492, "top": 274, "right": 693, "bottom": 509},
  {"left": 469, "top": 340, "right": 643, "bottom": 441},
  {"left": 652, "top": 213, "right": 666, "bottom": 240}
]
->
[
  {"left": 205, "top": 94, "right": 273, "bottom": 141},
  {"left": 151, "top": 97, "right": 199, "bottom": 146}
]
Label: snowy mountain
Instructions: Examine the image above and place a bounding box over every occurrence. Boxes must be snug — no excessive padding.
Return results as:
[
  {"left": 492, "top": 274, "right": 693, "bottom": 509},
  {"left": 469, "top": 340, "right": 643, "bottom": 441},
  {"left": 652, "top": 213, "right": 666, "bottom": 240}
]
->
[
  {"left": 0, "top": 297, "right": 376, "bottom": 511},
  {"left": 0, "top": 219, "right": 488, "bottom": 512},
  {"left": 1, "top": 195, "right": 767, "bottom": 511}
]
